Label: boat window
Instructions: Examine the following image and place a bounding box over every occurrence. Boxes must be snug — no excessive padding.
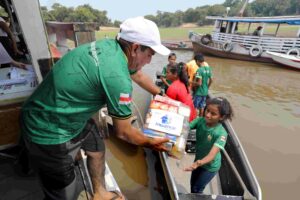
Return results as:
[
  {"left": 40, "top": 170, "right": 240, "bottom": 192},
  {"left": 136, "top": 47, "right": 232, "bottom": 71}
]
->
[
  {"left": 231, "top": 22, "right": 250, "bottom": 35},
  {"left": 220, "top": 21, "right": 227, "bottom": 33},
  {"left": 0, "top": 1, "right": 38, "bottom": 106},
  {"left": 46, "top": 23, "right": 76, "bottom": 57},
  {"left": 45, "top": 22, "right": 99, "bottom": 58},
  {"left": 276, "top": 24, "right": 300, "bottom": 37}
]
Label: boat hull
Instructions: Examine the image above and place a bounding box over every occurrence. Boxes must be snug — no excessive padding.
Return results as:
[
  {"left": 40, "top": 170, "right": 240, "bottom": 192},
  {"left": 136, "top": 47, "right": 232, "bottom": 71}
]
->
[
  {"left": 152, "top": 74, "right": 261, "bottom": 200},
  {"left": 266, "top": 51, "right": 300, "bottom": 70},
  {"left": 192, "top": 41, "right": 273, "bottom": 63},
  {"left": 162, "top": 41, "right": 193, "bottom": 51}
]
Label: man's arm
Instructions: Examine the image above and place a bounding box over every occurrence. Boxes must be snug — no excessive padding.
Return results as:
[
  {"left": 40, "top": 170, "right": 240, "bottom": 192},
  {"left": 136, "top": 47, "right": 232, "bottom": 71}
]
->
[
  {"left": 131, "top": 70, "right": 161, "bottom": 95},
  {"left": 112, "top": 117, "right": 169, "bottom": 151}
]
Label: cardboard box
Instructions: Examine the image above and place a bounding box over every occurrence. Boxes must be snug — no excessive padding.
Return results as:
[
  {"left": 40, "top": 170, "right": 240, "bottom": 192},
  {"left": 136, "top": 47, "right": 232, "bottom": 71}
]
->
[
  {"left": 143, "top": 95, "right": 190, "bottom": 159},
  {"left": 0, "top": 106, "right": 21, "bottom": 149}
]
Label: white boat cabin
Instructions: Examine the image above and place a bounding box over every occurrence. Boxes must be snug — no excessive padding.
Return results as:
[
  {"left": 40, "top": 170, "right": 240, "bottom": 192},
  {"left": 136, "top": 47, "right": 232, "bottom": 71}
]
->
[
  {"left": 0, "top": 0, "right": 98, "bottom": 150},
  {"left": 206, "top": 15, "right": 300, "bottom": 54}
]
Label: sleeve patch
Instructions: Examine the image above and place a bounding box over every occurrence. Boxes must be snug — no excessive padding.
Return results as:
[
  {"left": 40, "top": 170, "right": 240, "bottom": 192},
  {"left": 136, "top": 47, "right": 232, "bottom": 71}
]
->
[
  {"left": 119, "top": 93, "right": 132, "bottom": 105},
  {"left": 220, "top": 135, "right": 226, "bottom": 142}
]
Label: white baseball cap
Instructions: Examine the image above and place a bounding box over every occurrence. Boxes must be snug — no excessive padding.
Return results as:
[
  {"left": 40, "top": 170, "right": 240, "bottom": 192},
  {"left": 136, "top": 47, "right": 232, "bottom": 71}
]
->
[{"left": 117, "top": 16, "right": 170, "bottom": 56}]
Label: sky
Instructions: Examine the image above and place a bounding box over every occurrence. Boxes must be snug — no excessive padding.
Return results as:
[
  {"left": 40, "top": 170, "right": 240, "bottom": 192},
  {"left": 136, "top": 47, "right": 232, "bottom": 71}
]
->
[{"left": 40, "top": 0, "right": 225, "bottom": 21}]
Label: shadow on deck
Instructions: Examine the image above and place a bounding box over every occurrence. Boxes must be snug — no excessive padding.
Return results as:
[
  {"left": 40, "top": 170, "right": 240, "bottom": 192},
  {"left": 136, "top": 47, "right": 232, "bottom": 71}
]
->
[{"left": 0, "top": 147, "right": 89, "bottom": 200}]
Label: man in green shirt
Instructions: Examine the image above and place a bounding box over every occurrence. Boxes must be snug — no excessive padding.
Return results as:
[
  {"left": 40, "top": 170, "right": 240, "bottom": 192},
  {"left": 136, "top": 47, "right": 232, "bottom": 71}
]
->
[{"left": 21, "top": 16, "right": 170, "bottom": 200}]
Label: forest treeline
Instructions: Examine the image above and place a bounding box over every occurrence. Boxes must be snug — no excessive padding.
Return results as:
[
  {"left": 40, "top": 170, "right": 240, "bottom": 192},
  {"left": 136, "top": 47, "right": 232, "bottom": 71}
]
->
[{"left": 1, "top": 0, "right": 299, "bottom": 27}]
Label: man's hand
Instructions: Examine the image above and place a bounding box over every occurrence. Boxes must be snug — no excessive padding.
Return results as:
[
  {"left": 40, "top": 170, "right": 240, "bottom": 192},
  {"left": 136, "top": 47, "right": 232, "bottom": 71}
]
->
[{"left": 146, "top": 137, "right": 169, "bottom": 152}]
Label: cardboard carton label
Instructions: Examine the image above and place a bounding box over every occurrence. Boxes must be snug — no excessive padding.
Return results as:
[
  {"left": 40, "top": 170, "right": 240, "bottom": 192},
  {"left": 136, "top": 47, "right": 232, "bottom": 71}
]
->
[{"left": 148, "top": 109, "right": 184, "bottom": 136}]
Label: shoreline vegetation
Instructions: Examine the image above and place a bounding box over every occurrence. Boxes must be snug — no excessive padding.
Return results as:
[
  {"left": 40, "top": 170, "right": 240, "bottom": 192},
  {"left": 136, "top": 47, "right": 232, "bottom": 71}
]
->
[{"left": 97, "top": 23, "right": 300, "bottom": 41}]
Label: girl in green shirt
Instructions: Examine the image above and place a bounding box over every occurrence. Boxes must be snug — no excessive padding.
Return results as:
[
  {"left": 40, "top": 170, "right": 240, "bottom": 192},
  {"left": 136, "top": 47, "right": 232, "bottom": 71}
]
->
[{"left": 184, "top": 97, "right": 233, "bottom": 193}]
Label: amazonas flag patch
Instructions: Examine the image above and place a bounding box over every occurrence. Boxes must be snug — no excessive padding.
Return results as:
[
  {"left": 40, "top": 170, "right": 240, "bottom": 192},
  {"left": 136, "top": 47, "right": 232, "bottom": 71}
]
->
[
  {"left": 220, "top": 136, "right": 227, "bottom": 142},
  {"left": 119, "top": 93, "right": 132, "bottom": 105}
]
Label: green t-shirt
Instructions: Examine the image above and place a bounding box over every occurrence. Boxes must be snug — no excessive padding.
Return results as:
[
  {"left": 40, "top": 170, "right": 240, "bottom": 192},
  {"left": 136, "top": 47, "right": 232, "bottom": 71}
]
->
[
  {"left": 189, "top": 117, "right": 227, "bottom": 172},
  {"left": 194, "top": 66, "right": 212, "bottom": 96},
  {"left": 22, "top": 39, "right": 132, "bottom": 144},
  {"left": 161, "top": 65, "right": 172, "bottom": 85}
]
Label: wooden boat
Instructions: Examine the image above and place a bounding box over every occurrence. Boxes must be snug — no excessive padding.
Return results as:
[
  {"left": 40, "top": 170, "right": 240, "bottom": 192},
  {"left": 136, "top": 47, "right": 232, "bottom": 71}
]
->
[
  {"left": 0, "top": 1, "right": 261, "bottom": 199},
  {"left": 155, "top": 73, "right": 261, "bottom": 200},
  {"left": 266, "top": 51, "right": 300, "bottom": 70},
  {"left": 162, "top": 41, "right": 193, "bottom": 51},
  {"left": 189, "top": 15, "right": 300, "bottom": 63}
]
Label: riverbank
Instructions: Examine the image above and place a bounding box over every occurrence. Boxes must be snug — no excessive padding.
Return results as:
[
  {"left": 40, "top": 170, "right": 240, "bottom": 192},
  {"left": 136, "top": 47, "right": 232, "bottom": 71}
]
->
[
  {"left": 97, "top": 23, "right": 299, "bottom": 41},
  {"left": 96, "top": 24, "right": 213, "bottom": 41}
]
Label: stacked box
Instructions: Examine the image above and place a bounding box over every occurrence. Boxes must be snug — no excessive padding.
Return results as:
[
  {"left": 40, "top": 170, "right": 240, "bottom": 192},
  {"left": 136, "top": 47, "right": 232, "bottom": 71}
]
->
[
  {"left": 0, "top": 105, "right": 21, "bottom": 149},
  {"left": 143, "top": 95, "right": 190, "bottom": 159}
]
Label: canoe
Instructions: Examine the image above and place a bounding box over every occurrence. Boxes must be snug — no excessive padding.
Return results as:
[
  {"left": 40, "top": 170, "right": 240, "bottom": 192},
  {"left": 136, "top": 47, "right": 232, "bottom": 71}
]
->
[{"left": 162, "top": 41, "right": 193, "bottom": 51}]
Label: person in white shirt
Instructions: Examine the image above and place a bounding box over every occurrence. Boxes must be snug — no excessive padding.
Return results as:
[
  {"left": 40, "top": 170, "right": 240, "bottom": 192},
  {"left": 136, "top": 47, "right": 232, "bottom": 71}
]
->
[{"left": 253, "top": 26, "right": 263, "bottom": 36}]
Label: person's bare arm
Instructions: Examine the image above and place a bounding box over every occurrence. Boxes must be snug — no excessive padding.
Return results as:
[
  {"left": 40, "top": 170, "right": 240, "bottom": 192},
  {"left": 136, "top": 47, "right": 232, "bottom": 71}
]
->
[
  {"left": 11, "top": 60, "right": 26, "bottom": 69},
  {"left": 208, "top": 77, "right": 213, "bottom": 88},
  {"left": 184, "top": 145, "right": 220, "bottom": 171},
  {"left": 160, "top": 77, "right": 170, "bottom": 87},
  {"left": 131, "top": 70, "right": 161, "bottom": 95},
  {"left": 112, "top": 117, "right": 169, "bottom": 151},
  {"left": 193, "top": 77, "right": 202, "bottom": 87},
  {"left": 0, "top": 21, "right": 22, "bottom": 55}
]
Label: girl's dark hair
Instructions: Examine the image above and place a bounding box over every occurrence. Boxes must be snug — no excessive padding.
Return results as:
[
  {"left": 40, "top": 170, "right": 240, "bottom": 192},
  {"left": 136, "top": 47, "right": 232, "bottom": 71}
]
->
[
  {"left": 168, "top": 52, "right": 176, "bottom": 59},
  {"left": 169, "top": 62, "right": 189, "bottom": 93},
  {"left": 206, "top": 97, "right": 234, "bottom": 121}
]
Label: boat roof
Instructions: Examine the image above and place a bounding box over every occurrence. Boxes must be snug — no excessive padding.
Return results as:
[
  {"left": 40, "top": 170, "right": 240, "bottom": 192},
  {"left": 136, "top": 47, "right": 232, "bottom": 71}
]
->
[
  {"left": 46, "top": 21, "right": 99, "bottom": 31},
  {"left": 206, "top": 15, "right": 300, "bottom": 25}
]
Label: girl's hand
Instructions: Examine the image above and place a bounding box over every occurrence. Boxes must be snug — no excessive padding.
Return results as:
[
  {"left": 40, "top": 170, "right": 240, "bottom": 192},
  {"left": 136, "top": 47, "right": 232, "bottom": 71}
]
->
[{"left": 184, "top": 160, "right": 202, "bottom": 171}]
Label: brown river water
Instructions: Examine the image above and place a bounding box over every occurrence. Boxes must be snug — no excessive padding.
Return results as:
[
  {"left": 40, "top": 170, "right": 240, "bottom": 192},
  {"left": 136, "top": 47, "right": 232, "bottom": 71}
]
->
[{"left": 105, "top": 50, "right": 300, "bottom": 200}]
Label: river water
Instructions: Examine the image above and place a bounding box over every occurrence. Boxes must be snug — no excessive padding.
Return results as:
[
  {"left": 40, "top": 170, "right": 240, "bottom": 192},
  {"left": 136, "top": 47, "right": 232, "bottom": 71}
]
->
[{"left": 140, "top": 50, "right": 300, "bottom": 200}]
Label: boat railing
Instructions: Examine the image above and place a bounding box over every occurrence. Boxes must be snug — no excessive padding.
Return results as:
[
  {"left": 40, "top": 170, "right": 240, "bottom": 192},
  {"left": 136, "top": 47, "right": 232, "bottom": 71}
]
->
[
  {"left": 212, "top": 32, "right": 300, "bottom": 53},
  {"left": 223, "top": 120, "right": 262, "bottom": 200},
  {"left": 190, "top": 31, "right": 300, "bottom": 53},
  {"left": 159, "top": 152, "right": 180, "bottom": 200}
]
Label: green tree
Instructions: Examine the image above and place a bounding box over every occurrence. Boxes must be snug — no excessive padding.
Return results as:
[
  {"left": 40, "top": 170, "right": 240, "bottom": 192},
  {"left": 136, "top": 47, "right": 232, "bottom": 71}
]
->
[
  {"left": 207, "top": 5, "right": 226, "bottom": 16},
  {"left": 145, "top": 15, "right": 158, "bottom": 24},
  {"left": 40, "top": 6, "right": 55, "bottom": 21},
  {"left": 113, "top": 20, "right": 121, "bottom": 27},
  {"left": 67, "top": 6, "right": 96, "bottom": 22},
  {"left": 49, "top": 3, "right": 74, "bottom": 22},
  {"left": 0, "top": 6, "right": 7, "bottom": 17},
  {"left": 183, "top": 8, "right": 200, "bottom": 23}
]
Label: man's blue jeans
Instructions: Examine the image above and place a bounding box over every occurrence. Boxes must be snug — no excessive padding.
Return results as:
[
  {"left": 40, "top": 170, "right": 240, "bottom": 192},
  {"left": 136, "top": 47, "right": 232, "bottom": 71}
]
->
[{"left": 190, "top": 166, "right": 217, "bottom": 193}]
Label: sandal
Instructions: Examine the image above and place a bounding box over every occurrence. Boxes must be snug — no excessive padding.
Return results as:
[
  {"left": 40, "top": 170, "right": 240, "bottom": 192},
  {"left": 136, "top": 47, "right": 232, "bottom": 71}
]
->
[{"left": 109, "top": 190, "right": 126, "bottom": 200}]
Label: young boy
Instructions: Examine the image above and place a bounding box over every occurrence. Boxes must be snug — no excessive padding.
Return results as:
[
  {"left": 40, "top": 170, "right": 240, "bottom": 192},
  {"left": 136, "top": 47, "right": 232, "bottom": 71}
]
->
[
  {"left": 161, "top": 52, "right": 176, "bottom": 93},
  {"left": 192, "top": 54, "right": 213, "bottom": 116}
]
